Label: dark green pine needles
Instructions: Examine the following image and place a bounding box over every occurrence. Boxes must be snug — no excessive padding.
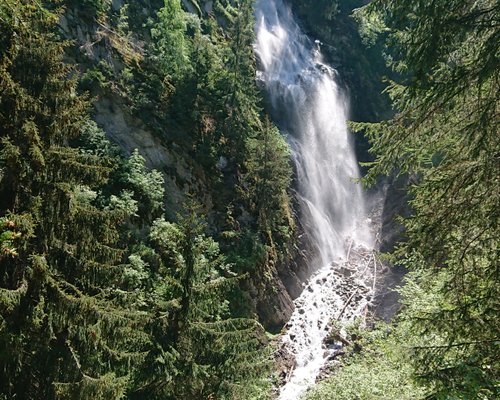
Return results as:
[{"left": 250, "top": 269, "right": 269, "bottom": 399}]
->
[{"left": 0, "top": 1, "right": 275, "bottom": 399}]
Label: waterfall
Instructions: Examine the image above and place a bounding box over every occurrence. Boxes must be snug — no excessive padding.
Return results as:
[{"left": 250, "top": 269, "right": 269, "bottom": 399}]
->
[{"left": 254, "top": 1, "right": 375, "bottom": 398}]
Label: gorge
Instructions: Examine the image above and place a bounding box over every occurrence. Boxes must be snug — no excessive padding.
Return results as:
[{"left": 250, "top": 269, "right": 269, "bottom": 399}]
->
[
  {"left": 1, "top": 0, "right": 497, "bottom": 399},
  {"left": 255, "top": 0, "right": 378, "bottom": 398}
]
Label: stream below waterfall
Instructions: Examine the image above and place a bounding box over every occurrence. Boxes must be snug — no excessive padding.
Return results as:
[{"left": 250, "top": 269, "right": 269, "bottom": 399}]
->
[{"left": 254, "top": 1, "right": 377, "bottom": 399}]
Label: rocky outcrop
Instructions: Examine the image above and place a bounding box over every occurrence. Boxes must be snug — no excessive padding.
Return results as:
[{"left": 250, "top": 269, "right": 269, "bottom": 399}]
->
[
  {"left": 93, "top": 95, "right": 191, "bottom": 216},
  {"left": 58, "top": 0, "right": 300, "bottom": 331},
  {"left": 59, "top": 6, "right": 192, "bottom": 217}
]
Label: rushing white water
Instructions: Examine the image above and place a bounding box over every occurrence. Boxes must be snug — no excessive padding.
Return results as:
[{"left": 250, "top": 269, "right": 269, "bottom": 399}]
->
[{"left": 254, "top": 1, "right": 375, "bottom": 398}]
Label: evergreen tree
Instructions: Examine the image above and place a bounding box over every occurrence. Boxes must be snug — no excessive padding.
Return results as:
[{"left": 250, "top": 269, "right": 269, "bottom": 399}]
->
[
  {"left": 244, "top": 118, "right": 293, "bottom": 246},
  {"left": 216, "top": 0, "right": 262, "bottom": 166},
  {"left": 132, "top": 202, "right": 270, "bottom": 400},
  {"left": 119, "top": 149, "right": 165, "bottom": 223},
  {"left": 355, "top": 0, "right": 500, "bottom": 397},
  {"left": 151, "top": 0, "right": 191, "bottom": 84},
  {"left": 0, "top": 2, "right": 145, "bottom": 398}
]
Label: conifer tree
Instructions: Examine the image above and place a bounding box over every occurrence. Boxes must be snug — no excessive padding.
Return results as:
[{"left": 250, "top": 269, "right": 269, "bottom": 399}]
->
[
  {"left": 151, "top": 0, "right": 190, "bottom": 83},
  {"left": 356, "top": 0, "right": 499, "bottom": 397},
  {"left": 132, "top": 202, "right": 270, "bottom": 400},
  {"left": 0, "top": 2, "right": 145, "bottom": 398},
  {"left": 244, "top": 118, "right": 293, "bottom": 246},
  {"left": 216, "top": 0, "right": 262, "bottom": 166}
]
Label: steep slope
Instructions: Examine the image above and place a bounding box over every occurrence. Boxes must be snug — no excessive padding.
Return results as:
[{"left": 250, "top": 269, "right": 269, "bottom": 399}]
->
[{"left": 57, "top": 0, "right": 305, "bottom": 331}]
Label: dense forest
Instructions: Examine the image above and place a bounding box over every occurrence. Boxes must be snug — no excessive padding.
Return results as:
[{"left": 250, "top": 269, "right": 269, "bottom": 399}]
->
[{"left": 0, "top": 0, "right": 498, "bottom": 399}]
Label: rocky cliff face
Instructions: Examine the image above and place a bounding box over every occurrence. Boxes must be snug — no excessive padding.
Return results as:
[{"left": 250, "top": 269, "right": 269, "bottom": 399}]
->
[
  {"left": 60, "top": 2, "right": 192, "bottom": 218},
  {"left": 58, "top": 0, "right": 302, "bottom": 331}
]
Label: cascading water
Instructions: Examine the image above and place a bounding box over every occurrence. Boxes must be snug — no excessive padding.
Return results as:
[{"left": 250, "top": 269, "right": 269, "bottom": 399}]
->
[{"left": 254, "top": 1, "right": 376, "bottom": 399}]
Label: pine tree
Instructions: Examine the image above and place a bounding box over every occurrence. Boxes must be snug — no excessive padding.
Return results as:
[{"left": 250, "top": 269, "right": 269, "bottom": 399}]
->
[
  {"left": 0, "top": 2, "right": 146, "bottom": 398},
  {"left": 356, "top": 0, "right": 500, "bottom": 397},
  {"left": 244, "top": 118, "right": 293, "bottom": 246},
  {"left": 132, "top": 202, "right": 270, "bottom": 400}
]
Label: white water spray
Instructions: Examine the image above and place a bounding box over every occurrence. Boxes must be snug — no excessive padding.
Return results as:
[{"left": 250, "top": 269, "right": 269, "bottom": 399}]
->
[{"left": 254, "top": 1, "right": 376, "bottom": 398}]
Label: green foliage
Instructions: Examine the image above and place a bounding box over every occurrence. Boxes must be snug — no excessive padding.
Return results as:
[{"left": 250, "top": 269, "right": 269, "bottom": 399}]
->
[
  {"left": 151, "top": 0, "right": 191, "bottom": 82},
  {"left": 0, "top": 2, "right": 146, "bottom": 398},
  {"left": 225, "top": 229, "right": 268, "bottom": 274},
  {"left": 354, "top": 0, "right": 500, "bottom": 397},
  {"left": 132, "top": 204, "right": 271, "bottom": 400},
  {"left": 78, "top": 120, "right": 118, "bottom": 157},
  {"left": 305, "top": 325, "right": 425, "bottom": 400},
  {"left": 0, "top": 217, "right": 20, "bottom": 259},
  {"left": 216, "top": 0, "right": 262, "bottom": 164},
  {"left": 79, "top": 66, "right": 110, "bottom": 92},
  {"left": 244, "top": 118, "right": 293, "bottom": 246},
  {"left": 133, "top": 0, "right": 295, "bottom": 275},
  {"left": 123, "top": 149, "right": 165, "bottom": 219},
  {"left": 397, "top": 265, "right": 499, "bottom": 399},
  {"left": 0, "top": 1, "right": 295, "bottom": 398}
]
